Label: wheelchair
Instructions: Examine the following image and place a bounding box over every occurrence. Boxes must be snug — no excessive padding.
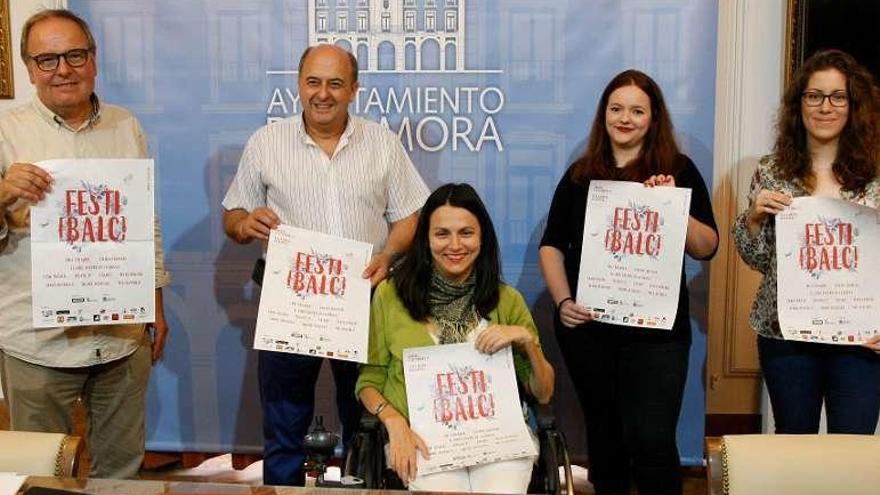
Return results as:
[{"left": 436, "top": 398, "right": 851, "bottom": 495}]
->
[{"left": 341, "top": 401, "right": 575, "bottom": 495}]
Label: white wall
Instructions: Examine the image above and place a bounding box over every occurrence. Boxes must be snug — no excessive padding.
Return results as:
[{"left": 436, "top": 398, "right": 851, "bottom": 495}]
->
[{"left": 0, "top": 0, "right": 66, "bottom": 113}]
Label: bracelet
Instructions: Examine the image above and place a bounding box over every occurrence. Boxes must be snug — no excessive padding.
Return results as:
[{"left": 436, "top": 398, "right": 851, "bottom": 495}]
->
[
  {"left": 556, "top": 296, "right": 574, "bottom": 312},
  {"left": 374, "top": 400, "right": 389, "bottom": 417}
]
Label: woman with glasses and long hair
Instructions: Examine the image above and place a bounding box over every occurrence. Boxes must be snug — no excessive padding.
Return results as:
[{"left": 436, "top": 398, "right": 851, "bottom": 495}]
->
[
  {"left": 356, "top": 183, "right": 555, "bottom": 494},
  {"left": 733, "top": 49, "right": 880, "bottom": 434},
  {"left": 539, "top": 70, "right": 718, "bottom": 495}
]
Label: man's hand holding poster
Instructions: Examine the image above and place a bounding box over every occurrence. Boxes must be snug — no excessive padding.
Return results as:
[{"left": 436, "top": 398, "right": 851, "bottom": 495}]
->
[
  {"left": 776, "top": 196, "right": 880, "bottom": 344},
  {"left": 30, "top": 159, "right": 156, "bottom": 328},
  {"left": 254, "top": 225, "right": 372, "bottom": 362},
  {"left": 576, "top": 180, "right": 691, "bottom": 330},
  {"left": 403, "top": 342, "right": 537, "bottom": 475}
]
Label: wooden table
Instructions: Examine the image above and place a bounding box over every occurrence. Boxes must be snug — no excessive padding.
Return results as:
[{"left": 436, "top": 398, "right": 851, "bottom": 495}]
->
[{"left": 22, "top": 476, "right": 379, "bottom": 495}]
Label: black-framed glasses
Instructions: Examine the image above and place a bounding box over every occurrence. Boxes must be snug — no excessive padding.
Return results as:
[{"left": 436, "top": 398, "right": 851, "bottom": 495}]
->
[
  {"left": 802, "top": 90, "right": 848, "bottom": 107},
  {"left": 28, "top": 48, "right": 91, "bottom": 72}
]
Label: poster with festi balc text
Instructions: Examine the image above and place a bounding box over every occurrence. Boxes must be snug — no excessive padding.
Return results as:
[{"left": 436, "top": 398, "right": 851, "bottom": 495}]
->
[
  {"left": 576, "top": 180, "right": 691, "bottom": 330},
  {"left": 403, "top": 343, "right": 537, "bottom": 475},
  {"left": 30, "top": 159, "right": 156, "bottom": 328},
  {"left": 254, "top": 225, "right": 372, "bottom": 362},
  {"left": 776, "top": 196, "right": 880, "bottom": 344}
]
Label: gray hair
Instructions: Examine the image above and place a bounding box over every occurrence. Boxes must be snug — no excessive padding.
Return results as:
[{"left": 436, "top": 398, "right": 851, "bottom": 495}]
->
[{"left": 21, "top": 9, "right": 97, "bottom": 61}]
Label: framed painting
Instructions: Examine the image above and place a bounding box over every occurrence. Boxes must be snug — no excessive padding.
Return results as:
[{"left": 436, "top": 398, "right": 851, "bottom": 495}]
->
[{"left": 0, "top": 0, "right": 12, "bottom": 99}]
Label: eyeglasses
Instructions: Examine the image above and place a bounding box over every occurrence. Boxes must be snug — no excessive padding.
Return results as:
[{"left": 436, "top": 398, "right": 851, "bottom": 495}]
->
[
  {"left": 28, "top": 48, "right": 91, "bottom": 72},
  {"left": 802, "top": 90, "right": 848, "bottom": 107}
]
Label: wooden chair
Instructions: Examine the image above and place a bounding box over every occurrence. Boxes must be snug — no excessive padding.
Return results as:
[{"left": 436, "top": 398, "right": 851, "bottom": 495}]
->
[
  {"left": 0, "top": 431, "right": 83, "bottom": 477},
  {"left": 707, "top": 434, "right": 880, "bottom": 495}
]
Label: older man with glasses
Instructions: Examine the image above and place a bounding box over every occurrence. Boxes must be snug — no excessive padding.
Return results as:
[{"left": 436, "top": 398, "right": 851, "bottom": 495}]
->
[{"left": 0, "top": 9, "right": 171, "bottom": 479}]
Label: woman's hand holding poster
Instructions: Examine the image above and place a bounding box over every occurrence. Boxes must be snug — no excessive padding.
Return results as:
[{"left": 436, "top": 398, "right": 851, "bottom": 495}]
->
[
  {"left": 776, "top": 196, "right": 880, "bottom": 344},
  {"left": 254, "top": 225, "right": 372, "bottom": 362},
  {"left": 403, "top": 343, "right": 537, "bottom": 475},
  {"left": 30, "top": 159, "right": 155, "bottom": 328},
  {"left": 577, "top": 180, "right": 691, "bottom": 329}
]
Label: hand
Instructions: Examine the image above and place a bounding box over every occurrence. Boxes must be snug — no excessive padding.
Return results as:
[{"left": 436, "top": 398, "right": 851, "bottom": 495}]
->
[
  {"left": 362, "top": 252, "right": 392, "bottom": 287},
  {"left": 862, "top": 335, "right": 880, "bottom": 354},
  {"left": 644, "top": 174, "right": 675, "bottom": 188},
  {"left": 558, "top": 299, "right": 593, "bottom": 328},
  {"left": 0, "top": 162, "right": 53, "bottom": 207},
  {"left": 148, "top": 316, "right": 169, "bottom": 363},
  {"left": 385, "top": 415, "right": 429, "bottom": 484},
  {"left": 748, "top": 189, "right": 792, "bottom": 226},
  {"left": 474, "top": 324, "right": 535, "bottom": 354},
  {"left": 236, "top": 207, "right": 280, "bottom": 241}
]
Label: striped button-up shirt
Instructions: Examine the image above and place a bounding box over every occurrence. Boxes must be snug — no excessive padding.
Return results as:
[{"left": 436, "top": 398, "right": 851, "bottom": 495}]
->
[
  {"left": 222, "top": 115, "right": 429, "bottom": 252},
  {"left": 0, "top": 96, "right": 171, "bottom": 367}
]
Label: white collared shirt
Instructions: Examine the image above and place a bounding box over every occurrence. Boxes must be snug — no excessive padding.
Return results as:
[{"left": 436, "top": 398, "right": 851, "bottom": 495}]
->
[
  {"left": 222, "top": 115, "right": 429, "bottom": 252},
  {"left": 0, "top": 96, "right": 172, "bottom": 367}
]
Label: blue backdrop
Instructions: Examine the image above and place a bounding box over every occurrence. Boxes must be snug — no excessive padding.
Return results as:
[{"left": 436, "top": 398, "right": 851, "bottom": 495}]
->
[{"left": 69, "top": 0, "right": 718, "bottom": 466}]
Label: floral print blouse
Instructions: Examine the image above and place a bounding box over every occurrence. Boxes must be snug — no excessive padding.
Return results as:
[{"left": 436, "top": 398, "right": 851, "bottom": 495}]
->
[{"left": 732, "top": 155, "right": 880, "bottom": 339}]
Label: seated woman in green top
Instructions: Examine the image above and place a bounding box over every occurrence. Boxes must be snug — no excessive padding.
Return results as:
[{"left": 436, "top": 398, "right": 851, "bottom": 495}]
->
[{"left": 356, "top": 183, "right": 555, "bottom": 494}]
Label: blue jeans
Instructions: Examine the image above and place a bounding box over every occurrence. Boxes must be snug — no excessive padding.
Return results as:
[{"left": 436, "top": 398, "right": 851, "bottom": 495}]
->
[
  {"left": 758, "top": 335, "right": 880, "bottom": 434},
  {"left": 258, "top": 350, "right": 361, "bottom": 486}
]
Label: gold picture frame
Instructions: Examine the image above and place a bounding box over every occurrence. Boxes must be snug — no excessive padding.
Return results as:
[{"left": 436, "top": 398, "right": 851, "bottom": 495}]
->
[
  {"left": 0, "top": 0, "right": 13, "bottom": 99},
  {"left": 784, "top": 0, "right": 804, "bottom": 86},
  {"left": 785, "top": 0, "right": 880, "bottom": 86}
]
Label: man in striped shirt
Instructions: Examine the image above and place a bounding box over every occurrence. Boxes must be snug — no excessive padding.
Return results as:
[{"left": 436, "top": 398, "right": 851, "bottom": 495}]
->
[{"left": 222, "top": 44, "right": 429, "bottom": 486}]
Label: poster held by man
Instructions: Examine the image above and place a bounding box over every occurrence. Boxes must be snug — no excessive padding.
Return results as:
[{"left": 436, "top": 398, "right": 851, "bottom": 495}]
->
[
  {"left": 30, "top": 158, "right": 156, "bottom": 328},
  {"left": 254, "top": 225, "right": 372, "bottom": 363}
]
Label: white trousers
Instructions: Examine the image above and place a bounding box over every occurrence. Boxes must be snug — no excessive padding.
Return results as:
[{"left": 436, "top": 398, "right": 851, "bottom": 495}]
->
[
  {"left": 407, "top": 454, "right": 537, "bottom": 493},
  {"left": 401, "top": 428, "right": 539, "bottom": 493}
]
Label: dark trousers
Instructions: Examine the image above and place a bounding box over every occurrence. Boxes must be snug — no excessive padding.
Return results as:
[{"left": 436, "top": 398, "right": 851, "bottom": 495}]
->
[
  {"left": 258, "top": 350, "right": 361, "bottom": 486},
  {"left": 558, "top": 326, "right": 689, "bottom": 495},
  {"left": 758, "top": 335, "right": 880, "bottom": 434}
]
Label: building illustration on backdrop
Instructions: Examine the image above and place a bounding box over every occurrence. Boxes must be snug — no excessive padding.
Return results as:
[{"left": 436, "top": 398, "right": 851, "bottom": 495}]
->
[{"left": 309, "top": 0, "right": 465, "bottom": 72}]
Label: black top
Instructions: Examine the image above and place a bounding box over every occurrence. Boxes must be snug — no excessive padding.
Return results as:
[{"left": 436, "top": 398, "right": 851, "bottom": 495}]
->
[{"left": 540, "top": 154, "right": 718, "bottom": 343}]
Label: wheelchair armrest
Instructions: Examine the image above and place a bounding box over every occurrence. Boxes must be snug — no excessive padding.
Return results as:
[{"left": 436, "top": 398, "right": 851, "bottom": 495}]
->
[
  {"left": 343, "top": 410, "right": 405, "bottom": 491},
  {"left": 344, "top": 411, "right": 384, "bottom": 489},
  {"left": 359, "top": 411, "right": 382, "bottom": 431},
  {"left": 533, "top": 401, "right": 557, "bottom": 431}
]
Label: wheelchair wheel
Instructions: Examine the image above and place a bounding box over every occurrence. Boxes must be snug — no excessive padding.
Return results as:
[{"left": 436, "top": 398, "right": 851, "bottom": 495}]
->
[
  {"left": 359, "top": 432, "right": 377, "bottom": 487},
  {"left": 542, "top": 431, "right": 560, "bottom": 495},
  {"left": 537, "top": 430, "right": 575, "bottom": 495},
  {"left": 344, "top": 426, "right": 380, "bottom": 488}
]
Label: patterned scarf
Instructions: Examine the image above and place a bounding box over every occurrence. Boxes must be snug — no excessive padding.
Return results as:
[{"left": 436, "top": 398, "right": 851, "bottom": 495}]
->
[{"left": 428, "top": 269, "right": 480, "bottom": 344}]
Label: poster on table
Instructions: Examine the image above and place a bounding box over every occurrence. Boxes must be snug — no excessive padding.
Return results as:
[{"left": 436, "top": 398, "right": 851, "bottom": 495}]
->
[
  {"left": 403, "top": 342, "right": 537, "bottom": 475},
  {"left": 253, "top": 225, "right": 372, "bottom": 363},
  {"left": 576, "top": 180, "right": 691, "bottom": 330},
  {"left": 30, "top": 159, "right": 156, "bottom": 328},
  {"left": 776, "top": 196, "right": 880, "bottom": 344}
]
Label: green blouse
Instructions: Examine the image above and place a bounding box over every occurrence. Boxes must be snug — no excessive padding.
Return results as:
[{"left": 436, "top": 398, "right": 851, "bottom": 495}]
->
[{"left": 356, "top": 280, "right": 541, "bottom": 421}]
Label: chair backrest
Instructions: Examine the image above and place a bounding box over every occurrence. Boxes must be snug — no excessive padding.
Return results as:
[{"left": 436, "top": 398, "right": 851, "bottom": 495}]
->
[
  {"left": 707, "top": 434, "right": 880, "bottom": 495},
  {"left": 0, "top": 431, "right": 82, "bottom": 477}
]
